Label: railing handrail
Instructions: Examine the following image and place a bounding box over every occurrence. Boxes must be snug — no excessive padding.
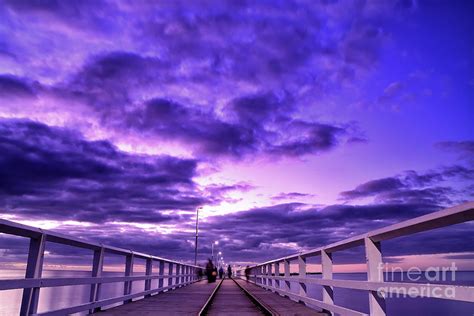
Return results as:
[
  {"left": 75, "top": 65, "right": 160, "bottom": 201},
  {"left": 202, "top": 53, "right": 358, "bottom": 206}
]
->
[
  {"left": 246, "top": 201, "right": 474, "bottom": 267},
  {"left": 0, "top": 218, "right": 199, "bottom": 268}
]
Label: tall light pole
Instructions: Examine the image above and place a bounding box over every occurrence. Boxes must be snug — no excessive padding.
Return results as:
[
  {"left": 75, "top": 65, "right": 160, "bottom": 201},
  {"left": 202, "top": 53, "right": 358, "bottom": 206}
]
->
[
  {"left": 211, "top": 241, "right": 218, "bottom": 266},
  {"left": 194, "top": 207, "right": 202, "bottom": 265}
]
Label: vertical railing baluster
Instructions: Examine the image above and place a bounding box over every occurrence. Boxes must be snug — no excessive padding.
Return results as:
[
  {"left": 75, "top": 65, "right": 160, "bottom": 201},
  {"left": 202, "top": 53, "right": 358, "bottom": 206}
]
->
[
  {"left": 184, "top": 265, "right": 187, "bottom": 284},
  {"left": 20, "top": 233, "right": 46, "bottom": 316},
  {"left": 168, "top": 262, "right": 174, "bottom": 289},
  {"left": 123, "top": 252, "right": 134, "bottom": 303},
  {"left": 144, "top": 257, "right": 153, "bottom": 297},
  {"left": 267, "top": 263, "right": 273, "bottom": 288},
  {"left": 183, "top": 265, "right": 186, "bottom": 284},
  {"left": 322, "top": 249, "right": 334, "bottom": 315},
  {"left": 298, "top": 255, "right": 307, "bottom": 299},
  {"left": 275, "top": 261, "right": 280, "bottom": 290},
  {"left": 365, "top": 237, "right": 386, "bottom": 316},
  {"left": 284, "top": 260, "right": 291, "bottom": 293},
  {"left": 158, "top": 260, "right": 165, "bottom": 290},
  {"left": 89, "top": 247, "right": 104, "bottom": 314},
  {"left": 262, "top": 265, "right": 267, "bottom": 286},
  {"left": 180, "top": 264, "right": 185, "bottom": 286},
  {"left": 175, "top": 264, "right": 181, "bottom": 286}
]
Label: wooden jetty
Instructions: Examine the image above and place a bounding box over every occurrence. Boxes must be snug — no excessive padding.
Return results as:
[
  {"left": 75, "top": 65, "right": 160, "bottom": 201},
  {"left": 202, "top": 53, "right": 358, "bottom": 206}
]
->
[
  {"left": 0, "top": 202, "right": 473, "bottom": 315},
  {"left": 97, "top": 278, "right": 324, "bottom": 315}
]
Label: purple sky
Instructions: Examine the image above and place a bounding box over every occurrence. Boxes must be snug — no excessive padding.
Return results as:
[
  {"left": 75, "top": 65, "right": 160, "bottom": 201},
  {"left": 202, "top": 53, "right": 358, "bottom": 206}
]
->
[{"left": 0, "top": 0, "right": 473, "bottom": 270}]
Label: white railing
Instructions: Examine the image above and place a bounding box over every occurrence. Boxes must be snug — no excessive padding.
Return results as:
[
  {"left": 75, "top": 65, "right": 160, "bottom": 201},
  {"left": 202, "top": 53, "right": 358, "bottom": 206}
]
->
[
  {"left": 0, "top": 219, "right": 201, "bottom": 316},
  {"left": 238, "top": 202, "right": 474, "bottom": 316}
]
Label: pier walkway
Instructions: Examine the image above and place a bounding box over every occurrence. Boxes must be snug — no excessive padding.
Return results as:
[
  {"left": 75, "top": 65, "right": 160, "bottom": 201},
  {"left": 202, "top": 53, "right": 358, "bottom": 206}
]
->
[
  {"left": 0, "top": 202, "right": 473, "bottom": 315},
  {"left": 97, "top": 278, "right": 323, "bottom": 316},
  {"left": 98, "top": 280, "right": 217, "bottom": 315}
]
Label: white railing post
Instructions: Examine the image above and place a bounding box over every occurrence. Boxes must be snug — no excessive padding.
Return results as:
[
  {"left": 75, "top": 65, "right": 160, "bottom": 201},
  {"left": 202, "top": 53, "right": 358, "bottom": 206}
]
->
[
  {"left": 298, "top": 255, "right": 307, "bottom": 299},
  {"left": 184, "top": 266, "right": 187, "bottom": 283},
  {"left": 144, "top": 257, "right": 153, "bottom": 297},
  {"left": 275, "top": 261, "right": 280, "bottom": 289},
  {"left": 322, "top": 249, "right": 334, "bottom": 315},
  {"left": 263, "top": 265, "right": 268, "bottom": 286},
  {"left": 175, "top": 264, "right": 181, "bottom": 286},
  {"left": 89, "top": 247, "right": 104, "bottom": 314},
  {"left": 267, "top": 263, "right": 273, "bottom": 288},
  {"left": 365, "top": 237, "right": 386, "bottom": 316},
  {"left": 123, "top": 253, "right": 134, "bottom": 303},
  {"left": 20, "top": 233, "right": 46, "bottom": 316},
  {"left": 180, "top": 265, "right": 185, "bottom": 285},
  {"left": 284, "top": 259, "right": 291, "bottom": 293},
  {"left": 158, "top": 260, "right": 165, "bottom": 290},
  {"left": 168, "top": 262, "right": 174, "bottom": 288}
]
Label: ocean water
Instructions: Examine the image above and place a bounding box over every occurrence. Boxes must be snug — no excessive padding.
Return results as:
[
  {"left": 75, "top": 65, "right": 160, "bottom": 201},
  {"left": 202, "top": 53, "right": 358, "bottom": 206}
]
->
[{"left": 0, "top": 270, "right": 473, "bottom": 315}]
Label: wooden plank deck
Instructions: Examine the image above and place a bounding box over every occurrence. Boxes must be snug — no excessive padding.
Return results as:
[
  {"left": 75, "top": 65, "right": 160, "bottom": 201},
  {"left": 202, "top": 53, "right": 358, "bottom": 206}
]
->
[
  {"left": 207, "top": 279, "right": 264, "bottom": 316},
  {"left": 94, "top": 278, "right": 327, "bottom": 315},
  {"left": 234, "top": 279, "right": 326, "bottom": 316},
  {"left": 96, "top": 280, "right": 217, "bottom": 315}
]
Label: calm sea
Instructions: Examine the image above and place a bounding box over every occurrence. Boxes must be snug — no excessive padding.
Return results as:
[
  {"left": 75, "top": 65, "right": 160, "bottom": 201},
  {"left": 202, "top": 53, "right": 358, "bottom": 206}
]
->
[{"left": 0, "top": 270, "right": 473, "bottom": 315}]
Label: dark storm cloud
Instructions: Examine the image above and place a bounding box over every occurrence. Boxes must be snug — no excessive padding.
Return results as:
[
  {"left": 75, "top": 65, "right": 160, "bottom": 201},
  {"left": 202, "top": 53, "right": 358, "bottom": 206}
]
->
[
  {"left": 3, "top": 200, "right": 470, "bottom": 265},
  {"left": 66, "top": 52, "right": 169, "bottom": 110},
  {"left": 0, "top": 74, "right": 37, "bottom": 98},
  {"left": 96, "top": 93, "right": 354, "bottom": 159},
  {"left": 267, "top": 121, "right": 347, "bottom": 157},
  {"left": 272, "top": 192, "right": 314, "bottom": 201},
  {"left": 340, "top": 177, "right": 406, "bottom": 200},
  {"left": 1, "top": 0, "right": 396, "bottom": 159},
  {"left": 204, "top": 182, "right": 255, "bottom": 201},
  {"left": 197, "top": 202, "right": 472, "bottom": 263},
  {"left": 4, "top": 200, "right": 470, "bottom": 266},
  {"left": 340, "top": 165, "right": 474, "bottom": 205},
  {"left": 436, "top": 141, "right": 474, "bottom": 162},
  {"left": 127, "top": 97, "right": 257, "bottom": 157},
  {"left": 55, "top": 49, "right": 356, "bottom": 159},
  {"left": 1, "top": 0, "right": 114, "bottom": 34},
  {"left": 0, "top": 119, "right": 205, "bottom": 223}
]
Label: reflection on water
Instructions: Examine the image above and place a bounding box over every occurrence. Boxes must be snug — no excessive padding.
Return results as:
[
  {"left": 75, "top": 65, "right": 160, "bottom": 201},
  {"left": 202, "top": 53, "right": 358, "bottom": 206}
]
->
[{"left": 0, "top": 270, "right": 473, "bottom": 315}]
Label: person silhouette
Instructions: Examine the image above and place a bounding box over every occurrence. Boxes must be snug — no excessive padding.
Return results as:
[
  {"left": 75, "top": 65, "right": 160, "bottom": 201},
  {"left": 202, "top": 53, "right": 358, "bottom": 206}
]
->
[
  {"left": 227, "top": 265, "right": 232, "bottom": 278},
  {"left": 205, "top": 259, "right": 215, "bottom": 283}
]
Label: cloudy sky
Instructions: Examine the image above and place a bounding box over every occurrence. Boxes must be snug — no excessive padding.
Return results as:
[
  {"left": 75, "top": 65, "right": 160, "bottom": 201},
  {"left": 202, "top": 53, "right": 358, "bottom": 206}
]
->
[{"left": 0, "top": 0, "right": 473, "bottom": 270}]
